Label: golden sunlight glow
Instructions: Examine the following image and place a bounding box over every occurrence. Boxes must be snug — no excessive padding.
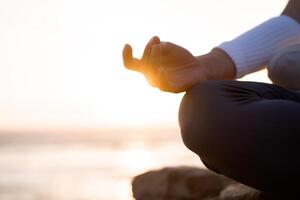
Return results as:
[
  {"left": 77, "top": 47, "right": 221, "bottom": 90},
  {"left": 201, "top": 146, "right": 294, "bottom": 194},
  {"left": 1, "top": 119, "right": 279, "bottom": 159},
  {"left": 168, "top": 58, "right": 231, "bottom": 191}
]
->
[
  {"left": 0, "top": 0, "right": 287, "bottom": 131},
  {"left": 119, "top": 148, "right": 156, "bottom": 172},
  {"left": 114, "top": 180, "right": 132, "bottom": 200}
]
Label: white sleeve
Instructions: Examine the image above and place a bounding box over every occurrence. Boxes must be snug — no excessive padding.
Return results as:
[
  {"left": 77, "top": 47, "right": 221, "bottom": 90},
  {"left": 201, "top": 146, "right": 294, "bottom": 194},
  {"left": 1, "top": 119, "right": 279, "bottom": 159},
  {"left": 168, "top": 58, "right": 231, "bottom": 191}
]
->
[{"left": 217, "top": 15, "right": 300, "bottom": 78}]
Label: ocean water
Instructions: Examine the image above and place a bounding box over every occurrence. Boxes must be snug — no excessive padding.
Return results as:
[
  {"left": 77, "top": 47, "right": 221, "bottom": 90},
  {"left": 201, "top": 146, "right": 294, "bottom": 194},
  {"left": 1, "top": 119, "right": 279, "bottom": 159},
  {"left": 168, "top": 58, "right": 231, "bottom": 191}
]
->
[{"left": 0, "top": 129, "right": 203, "bottom": 200}]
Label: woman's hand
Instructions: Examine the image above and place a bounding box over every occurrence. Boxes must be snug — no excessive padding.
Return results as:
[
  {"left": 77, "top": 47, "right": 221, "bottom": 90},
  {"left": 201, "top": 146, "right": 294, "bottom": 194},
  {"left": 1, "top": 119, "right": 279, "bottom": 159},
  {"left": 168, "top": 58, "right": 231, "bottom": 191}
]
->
[{"left": 123, "top": 36, "right": 236, "bottom": 93}]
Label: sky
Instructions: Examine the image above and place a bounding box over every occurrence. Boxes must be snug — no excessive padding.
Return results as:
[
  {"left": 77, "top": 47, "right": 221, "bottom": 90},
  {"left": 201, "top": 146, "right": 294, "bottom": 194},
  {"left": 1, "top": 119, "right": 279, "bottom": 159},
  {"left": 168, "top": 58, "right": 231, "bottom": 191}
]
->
[{"left": 0, "top": 0, "right": 287, "bottom": 131}]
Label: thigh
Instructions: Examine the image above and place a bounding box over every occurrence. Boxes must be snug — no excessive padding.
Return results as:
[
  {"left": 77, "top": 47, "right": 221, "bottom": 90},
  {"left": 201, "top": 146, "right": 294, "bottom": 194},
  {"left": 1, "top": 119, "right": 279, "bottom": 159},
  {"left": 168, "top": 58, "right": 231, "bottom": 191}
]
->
[{"left": 179, "top": 80, "right": 300, "bottom": 194}]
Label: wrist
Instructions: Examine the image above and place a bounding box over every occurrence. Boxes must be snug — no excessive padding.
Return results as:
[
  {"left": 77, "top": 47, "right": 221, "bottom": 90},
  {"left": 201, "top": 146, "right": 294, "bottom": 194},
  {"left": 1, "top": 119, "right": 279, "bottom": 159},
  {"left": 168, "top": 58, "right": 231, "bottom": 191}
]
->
[{"left": 196, "top": 48, "right": 236, "bottom": 80}]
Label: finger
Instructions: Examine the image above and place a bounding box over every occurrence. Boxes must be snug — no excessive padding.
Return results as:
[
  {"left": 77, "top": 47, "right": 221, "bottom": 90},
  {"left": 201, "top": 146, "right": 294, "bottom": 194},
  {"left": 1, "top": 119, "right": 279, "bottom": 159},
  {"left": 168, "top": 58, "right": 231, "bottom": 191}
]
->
[
  {"left": 149, "top": 44, "right": 161, "bottom": 69},
  {"left": 157, "top": 67, "right": 168, "bottom": 90},
  {"left": 157, "top": 67, "right": 176, "bottom": 92},
  {"left": 141, "top": 36, "right": 160, "bottom": 67},
  {"left": 122, "top": 44, "right": 142, "bottom": 71},
  {"left": 147, "top": 44, "right": 161, "bottom": 86}
]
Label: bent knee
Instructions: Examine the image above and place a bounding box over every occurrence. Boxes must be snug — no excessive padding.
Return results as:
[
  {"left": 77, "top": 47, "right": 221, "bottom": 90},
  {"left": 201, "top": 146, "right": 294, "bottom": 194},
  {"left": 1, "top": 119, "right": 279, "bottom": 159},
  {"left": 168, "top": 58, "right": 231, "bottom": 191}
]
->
[
  {"left": 267, "top": 44, "right": 300, "bottom": 90},
  {"left": 179, "top": 81, "right": 225, "bottom": 154}
]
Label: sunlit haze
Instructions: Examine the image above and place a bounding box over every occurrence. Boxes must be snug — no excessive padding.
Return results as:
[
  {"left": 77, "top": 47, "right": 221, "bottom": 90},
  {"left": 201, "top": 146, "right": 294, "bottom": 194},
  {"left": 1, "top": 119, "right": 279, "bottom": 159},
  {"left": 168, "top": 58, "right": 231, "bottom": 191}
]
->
[{"left": 0, "top": 0, "right": 286, "bottom": 131}]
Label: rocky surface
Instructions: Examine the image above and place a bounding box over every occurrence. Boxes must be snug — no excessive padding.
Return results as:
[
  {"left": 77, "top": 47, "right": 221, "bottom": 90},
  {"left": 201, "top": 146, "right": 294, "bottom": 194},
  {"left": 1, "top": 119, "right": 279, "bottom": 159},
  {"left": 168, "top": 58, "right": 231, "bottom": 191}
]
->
[{"left": 132, "top": 166, "right": 262, "bottom": 200}]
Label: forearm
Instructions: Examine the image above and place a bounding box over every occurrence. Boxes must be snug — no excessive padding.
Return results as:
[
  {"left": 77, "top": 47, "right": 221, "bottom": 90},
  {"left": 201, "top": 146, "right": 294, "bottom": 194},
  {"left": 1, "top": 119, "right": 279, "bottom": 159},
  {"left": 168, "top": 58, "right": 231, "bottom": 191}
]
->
[
  {"left": 215, "top": 2, "right": 300, "bottom": 78},
  {"left": 204, "top": 0, "right": 300, "bottom": 79}
]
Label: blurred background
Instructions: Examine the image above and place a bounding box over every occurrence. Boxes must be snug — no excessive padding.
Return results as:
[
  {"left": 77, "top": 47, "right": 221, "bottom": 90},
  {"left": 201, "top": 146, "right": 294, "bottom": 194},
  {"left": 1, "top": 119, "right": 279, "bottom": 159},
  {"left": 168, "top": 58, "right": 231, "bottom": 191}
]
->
[{"left": 0, "top": 0, "right": 286, "bottom": 199}]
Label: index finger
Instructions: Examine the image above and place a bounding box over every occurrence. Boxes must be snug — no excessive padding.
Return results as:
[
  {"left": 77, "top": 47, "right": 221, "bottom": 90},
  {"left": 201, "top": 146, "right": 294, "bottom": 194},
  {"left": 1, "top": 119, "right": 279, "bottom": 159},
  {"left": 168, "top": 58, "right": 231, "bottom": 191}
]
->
[{"left": 141, "top": 36, "right": 160, "bottom": 64}]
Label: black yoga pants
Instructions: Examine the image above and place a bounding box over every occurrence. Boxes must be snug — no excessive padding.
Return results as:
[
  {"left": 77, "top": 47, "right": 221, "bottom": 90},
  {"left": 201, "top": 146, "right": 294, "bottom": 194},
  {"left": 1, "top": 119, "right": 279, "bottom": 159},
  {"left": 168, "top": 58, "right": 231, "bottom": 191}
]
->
[{"left": 179, "top": 80, "right": 300, "bottom": 197}]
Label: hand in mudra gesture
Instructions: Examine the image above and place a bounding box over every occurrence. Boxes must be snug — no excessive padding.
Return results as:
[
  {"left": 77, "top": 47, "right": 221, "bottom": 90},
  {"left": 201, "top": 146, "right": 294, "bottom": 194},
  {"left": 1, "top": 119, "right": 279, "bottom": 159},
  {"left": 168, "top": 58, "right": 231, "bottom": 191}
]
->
[{"left": 122, "top": 36, "right": 210, "bottom": 93}]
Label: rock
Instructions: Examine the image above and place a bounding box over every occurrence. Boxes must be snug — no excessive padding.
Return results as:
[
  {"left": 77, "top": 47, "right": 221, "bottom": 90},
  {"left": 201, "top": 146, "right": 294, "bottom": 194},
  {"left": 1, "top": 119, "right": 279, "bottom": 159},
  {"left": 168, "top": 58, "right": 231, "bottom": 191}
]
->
[
  {"left": 220, "top": 184, "right": 262, "bottom": 200},
  {"left": 132, "top": 166, "right": 231, "bottom": 200},
  {"left": 131, "top": 166, "right": 262, "bottom": 200}
]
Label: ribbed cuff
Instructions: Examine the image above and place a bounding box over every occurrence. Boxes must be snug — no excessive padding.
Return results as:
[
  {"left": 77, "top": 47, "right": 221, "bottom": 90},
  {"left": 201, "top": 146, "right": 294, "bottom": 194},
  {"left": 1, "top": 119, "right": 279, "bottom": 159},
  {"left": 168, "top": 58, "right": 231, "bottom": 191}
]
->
[{"left": 218, "top": 15, "right": 300, "bottom": 78}]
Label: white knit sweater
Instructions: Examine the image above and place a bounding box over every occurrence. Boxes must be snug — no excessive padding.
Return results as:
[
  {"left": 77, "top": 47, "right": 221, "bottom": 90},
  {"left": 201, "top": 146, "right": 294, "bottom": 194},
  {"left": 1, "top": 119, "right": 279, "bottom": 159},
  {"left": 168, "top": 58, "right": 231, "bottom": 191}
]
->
[{"left": 218, "top": 15, "right": 300, "bottom": 78}]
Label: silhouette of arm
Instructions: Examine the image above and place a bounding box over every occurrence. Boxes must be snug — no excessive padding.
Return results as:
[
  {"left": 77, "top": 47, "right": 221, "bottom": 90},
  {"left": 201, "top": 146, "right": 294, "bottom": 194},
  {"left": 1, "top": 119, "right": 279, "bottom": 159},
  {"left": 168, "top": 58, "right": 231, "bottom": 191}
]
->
[{"left": 123, "top": 0, "right": 299, "bottom": 93}]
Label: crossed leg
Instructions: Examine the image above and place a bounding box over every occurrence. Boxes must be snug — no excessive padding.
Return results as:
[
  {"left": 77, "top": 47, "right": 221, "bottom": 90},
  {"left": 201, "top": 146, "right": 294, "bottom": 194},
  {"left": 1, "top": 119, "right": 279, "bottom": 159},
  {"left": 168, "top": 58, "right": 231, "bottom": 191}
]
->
[{"left": 179, "top": 80, "right": 300, "bottom": 197}]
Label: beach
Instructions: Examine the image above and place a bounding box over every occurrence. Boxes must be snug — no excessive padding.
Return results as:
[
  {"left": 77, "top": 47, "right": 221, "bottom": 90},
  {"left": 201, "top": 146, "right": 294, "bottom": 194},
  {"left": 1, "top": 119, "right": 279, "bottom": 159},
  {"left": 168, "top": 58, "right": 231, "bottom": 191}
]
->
[{"left": 0, "top": 128, "right": 203, "bottom": 200}]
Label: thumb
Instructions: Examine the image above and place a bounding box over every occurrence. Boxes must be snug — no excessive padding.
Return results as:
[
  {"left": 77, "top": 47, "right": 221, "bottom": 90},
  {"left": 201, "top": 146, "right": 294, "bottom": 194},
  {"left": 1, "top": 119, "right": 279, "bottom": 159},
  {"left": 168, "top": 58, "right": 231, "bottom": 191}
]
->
[{"left": 122, "top": 44, "right": 141, "bottom": 72}]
